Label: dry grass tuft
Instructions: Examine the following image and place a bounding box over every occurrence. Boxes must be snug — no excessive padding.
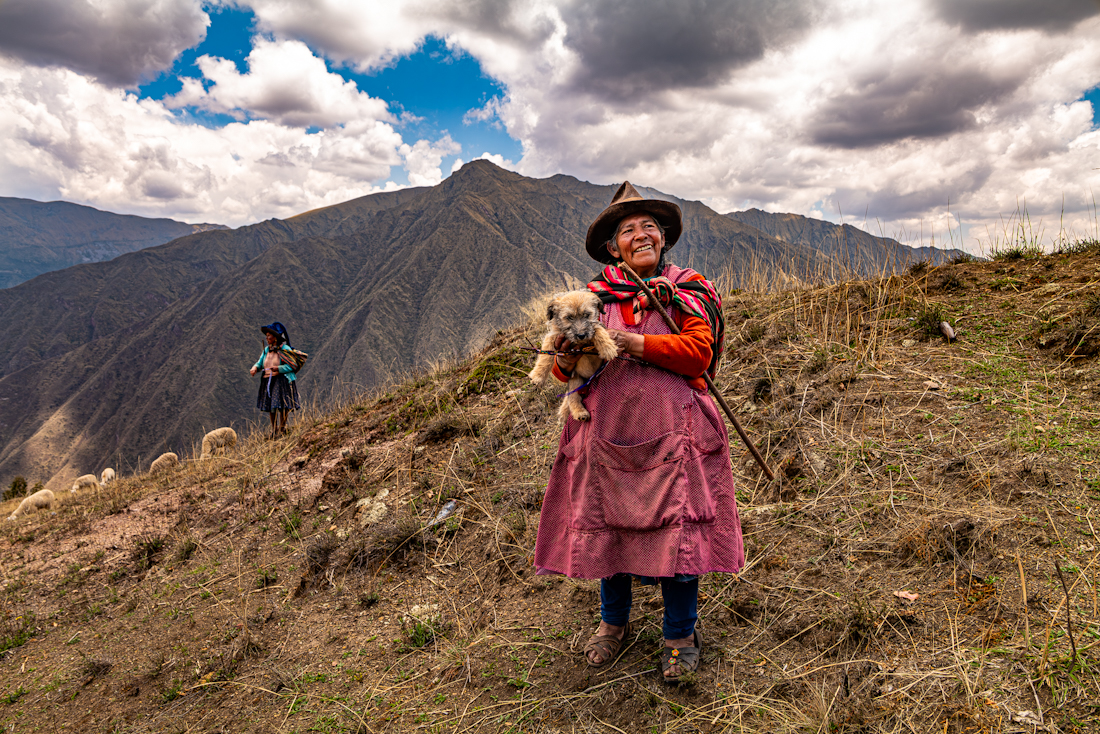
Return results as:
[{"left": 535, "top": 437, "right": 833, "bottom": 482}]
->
[
  {"left": 77, "top": 657, "right": 112, "bottom": 684},
  {"left": 304, "top": 532, "right": 339, "bottom": 578},
  {"left": 171, "top": 533, "right": 198, "bottom": 563},
  {"left": 131, "top": 532, "right": 165, "bottom": 572}
]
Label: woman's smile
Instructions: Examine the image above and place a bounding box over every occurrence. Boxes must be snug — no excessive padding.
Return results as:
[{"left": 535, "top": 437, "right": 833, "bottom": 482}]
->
[{"left": 609, "top": 212, "right": 664, "bottom": 277}]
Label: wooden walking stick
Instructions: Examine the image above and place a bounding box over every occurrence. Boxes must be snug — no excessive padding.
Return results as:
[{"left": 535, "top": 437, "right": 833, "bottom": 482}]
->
[{"left": 617, "top": 261, "right": 775, "bottom": 480}]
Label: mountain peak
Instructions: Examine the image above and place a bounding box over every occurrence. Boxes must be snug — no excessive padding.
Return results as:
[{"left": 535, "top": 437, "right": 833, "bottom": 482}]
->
[{"left": 448, "top": 158, "right": 526, "bottom": 187}]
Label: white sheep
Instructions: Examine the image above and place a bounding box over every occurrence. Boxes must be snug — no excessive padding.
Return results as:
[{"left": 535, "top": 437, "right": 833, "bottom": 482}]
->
[
  {"left": 148, "top": 452, "right": 179, "bottom": 476},
  {"left": 71, "top": 474, "right": 100, "bottom": 494},
  {"left": 7, "top": 489, "right": 55, "bottom": 521},
  {"left": 200, "top": 427, "right": 237, "bottom": 459},
  {"left": 101, "top": 467, "right": 115, "bottom": 484}
]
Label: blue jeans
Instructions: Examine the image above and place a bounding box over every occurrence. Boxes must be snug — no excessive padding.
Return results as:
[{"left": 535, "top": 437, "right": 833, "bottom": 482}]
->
[{"left": 600, "top": 573, "right": 699, "bottom": 640}]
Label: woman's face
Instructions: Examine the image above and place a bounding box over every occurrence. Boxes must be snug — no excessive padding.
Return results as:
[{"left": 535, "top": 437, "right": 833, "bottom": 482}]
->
[
  {"left": 265, "top": 332, "right": 278, "bottom": 348},
  {"left": 607, "top": 212, "right": 664, "bottom": 278}
]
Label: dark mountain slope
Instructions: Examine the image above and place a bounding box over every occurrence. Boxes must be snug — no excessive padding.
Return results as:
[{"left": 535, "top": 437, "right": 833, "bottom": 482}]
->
[
  {"left": 0, "top": 197, "right": 225, "bottom": 289},
  {"left": 0, "top": 233, "right": 375, "bottom": 483},
  {"left": 0, "top": 189, "right": 423, "bottom": 378}
]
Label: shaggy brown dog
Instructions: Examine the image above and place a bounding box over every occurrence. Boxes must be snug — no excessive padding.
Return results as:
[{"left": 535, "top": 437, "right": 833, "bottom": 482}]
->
[{"left": 529, "top": 290, "right": 619, "bottom": 421}]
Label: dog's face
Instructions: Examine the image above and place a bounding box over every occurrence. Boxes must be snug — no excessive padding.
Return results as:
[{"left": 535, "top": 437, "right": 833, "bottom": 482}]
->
[{"left": 546, "top": 290, "right": 604, "bottom": 343}]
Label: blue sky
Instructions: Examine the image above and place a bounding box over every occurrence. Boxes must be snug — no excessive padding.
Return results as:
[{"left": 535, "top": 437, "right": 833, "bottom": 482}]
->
[
  {"left": 135, "top": 6, "right": 521, "bottom": 186},
  {"left": 0, "top": 0, "right": 1098, "bottom": 251},
  {"left": 1082, "top": 86, "right": 1100, "bottom": 126}
]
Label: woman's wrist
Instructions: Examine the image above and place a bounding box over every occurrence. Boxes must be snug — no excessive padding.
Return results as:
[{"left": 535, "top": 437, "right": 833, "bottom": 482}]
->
[{"left": 554, "top": 355, "right": 575, "bottom": 375}]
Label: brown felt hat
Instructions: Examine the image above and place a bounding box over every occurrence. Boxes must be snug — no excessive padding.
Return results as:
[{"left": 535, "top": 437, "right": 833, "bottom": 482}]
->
[{"left": 585, "top": 181, "right": 682, "bottom": 264}]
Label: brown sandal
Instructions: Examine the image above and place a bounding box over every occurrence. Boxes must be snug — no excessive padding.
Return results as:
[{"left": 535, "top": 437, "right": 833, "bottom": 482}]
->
[
  {"left": 584, "top": 622, "right": 630, "bottom": 668},
  {"left": 659, "top": 629, "right": 702, "bottom": 683}
]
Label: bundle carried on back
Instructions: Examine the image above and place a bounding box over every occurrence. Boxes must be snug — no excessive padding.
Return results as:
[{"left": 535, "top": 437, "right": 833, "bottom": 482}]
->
[{"left": 277, "top": 347, "right": 309, "bottom": 372}]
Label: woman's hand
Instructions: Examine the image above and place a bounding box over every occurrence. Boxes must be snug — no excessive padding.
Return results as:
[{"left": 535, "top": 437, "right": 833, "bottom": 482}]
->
[
  {"left": 608, "top": 329, "right": 645, "bottom": 359},
  {"left": 250, "top": 366, "right": 259, "bottom": 376},
  {"left": 553, "top": 334, "right": 582, "bottom": 375}
]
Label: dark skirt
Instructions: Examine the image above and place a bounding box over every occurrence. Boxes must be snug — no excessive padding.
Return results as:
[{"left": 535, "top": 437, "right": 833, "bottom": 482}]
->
[{"left": 257, "top": 374, "right": 301, "bottom": 413}]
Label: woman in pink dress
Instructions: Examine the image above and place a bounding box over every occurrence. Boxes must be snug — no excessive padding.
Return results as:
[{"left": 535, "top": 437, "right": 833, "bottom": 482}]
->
[{"left": 533, "top": 182, "right": 744, "bottom": 682}]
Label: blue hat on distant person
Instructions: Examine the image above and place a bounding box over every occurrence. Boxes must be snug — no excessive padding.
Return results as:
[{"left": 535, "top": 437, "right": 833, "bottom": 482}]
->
[{"left": 260, "top": 322, "right": 290, "bottom": 346}]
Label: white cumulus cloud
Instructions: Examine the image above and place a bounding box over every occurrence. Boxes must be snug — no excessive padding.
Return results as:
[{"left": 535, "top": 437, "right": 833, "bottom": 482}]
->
[
  {"left": 167, "top": 38, "right": 394, "bottom": 128},
  {"left": 244, "top": 0, "right": 438, "bottom": 71},
  {"left": 0, "top": 58, "right": 434, "bottom": 225},
  {"left": 400, "top": 135, "right": 461, "bottom": 187}
]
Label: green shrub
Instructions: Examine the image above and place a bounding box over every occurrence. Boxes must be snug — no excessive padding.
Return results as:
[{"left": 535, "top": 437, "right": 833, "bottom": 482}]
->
[
  {"left": 281, "top": 508, "right": 302, "bottom": 536},
  {"left": 911, "top": 304, "right": 953, "bottom": 339},
  {"left": 1054, "top": 238, "right": 1100, "bottom": 256},
  {"left": 3, "top": 477, "right": 27, "bottom": 502},
  {"left": 992, "top": 244, "right": 1042, "bottom": 261}
]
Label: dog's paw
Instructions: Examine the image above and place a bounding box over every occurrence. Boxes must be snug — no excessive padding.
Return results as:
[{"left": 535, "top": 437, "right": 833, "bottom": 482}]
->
[{"left": 560, "top": 398, "right": 590, "bottom": 422}]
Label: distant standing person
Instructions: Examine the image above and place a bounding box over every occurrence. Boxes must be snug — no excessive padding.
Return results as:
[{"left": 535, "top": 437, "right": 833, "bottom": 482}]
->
[{"left": 250, "top": 322, "right": 301, "bottom": 438}]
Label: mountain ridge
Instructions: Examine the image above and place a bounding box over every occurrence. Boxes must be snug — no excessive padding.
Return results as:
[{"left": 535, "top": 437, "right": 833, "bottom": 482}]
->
[
  {"left": 0, "top": 197, "right": 227, "bottom": 289},
  {"left": 725, "top": 207, "right": 970, "bottom": 272}
]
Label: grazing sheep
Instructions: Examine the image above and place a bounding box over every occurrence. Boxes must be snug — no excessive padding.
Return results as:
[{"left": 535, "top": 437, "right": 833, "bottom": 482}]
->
[
  {"left": 149, "top": 452, "right": 179, "bottom": 476},
  {"left": 200, "top": 427, "right": 237, "bottom": 459},
  {"left": 71, "top": 474, "right": 100, "bottom": 493},
  {"left": 101, "top": 467, "right": 115, "bottom": 484},
  {"left": 7, "top": 489, "right": 55, "bottom": 520}
]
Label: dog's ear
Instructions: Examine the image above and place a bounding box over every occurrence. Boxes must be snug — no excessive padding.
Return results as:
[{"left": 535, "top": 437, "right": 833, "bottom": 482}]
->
[
  {"left": 546, "top": 301, "right": 557, "bottom": 321},
  {"left": 595, "top": 299, "right": 606, "bottom": 314}
]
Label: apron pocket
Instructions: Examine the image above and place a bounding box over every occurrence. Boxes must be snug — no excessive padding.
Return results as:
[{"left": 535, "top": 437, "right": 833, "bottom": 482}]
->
[
  {"left": 594, "top": 431, "right": 685, "bottom": 531},
  {"left": 690, "top": 394, "right": 729, "bottom": 455},
  {"left": 558, "top": 417, "right": 584, "bottom": 461}
]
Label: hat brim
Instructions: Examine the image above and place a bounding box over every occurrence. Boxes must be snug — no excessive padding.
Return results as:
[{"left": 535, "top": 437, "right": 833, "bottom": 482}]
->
[
  {"left": 585, "top": 199, "right": 682, "bottom": 264},
  {"left": 260, "top": 325, "right": 286, "bottom": 342}
]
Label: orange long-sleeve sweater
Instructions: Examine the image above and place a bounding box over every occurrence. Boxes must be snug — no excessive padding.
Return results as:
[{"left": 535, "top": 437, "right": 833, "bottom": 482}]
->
[{"left": 551, "top": 300, "right": 713, "bottom": 390}]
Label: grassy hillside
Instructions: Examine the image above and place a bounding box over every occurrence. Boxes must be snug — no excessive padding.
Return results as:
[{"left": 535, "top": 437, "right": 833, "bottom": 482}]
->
[{"left": 0, "top": 243, "right": 1097, "bottom": 733}]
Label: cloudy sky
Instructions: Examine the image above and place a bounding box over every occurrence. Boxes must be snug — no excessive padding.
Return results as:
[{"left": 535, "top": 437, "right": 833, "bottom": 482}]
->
[{"left": 1, "top": 0, "right": 1098, "bottom": 253}]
